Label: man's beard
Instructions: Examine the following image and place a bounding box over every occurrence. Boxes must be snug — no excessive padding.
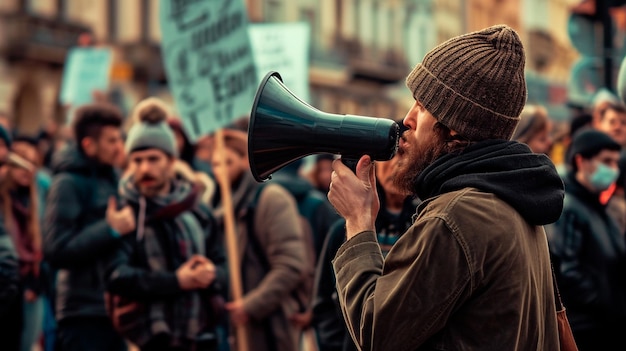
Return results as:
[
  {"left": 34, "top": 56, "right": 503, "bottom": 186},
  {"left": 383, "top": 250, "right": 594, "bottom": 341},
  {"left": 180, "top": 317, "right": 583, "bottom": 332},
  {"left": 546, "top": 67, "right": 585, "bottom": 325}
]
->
[
  {"left": 392, "top": 129, "right": 450, "bottom": 195},
  {"left": 135, "top": 175, "right": 168, "bottom": 197}
]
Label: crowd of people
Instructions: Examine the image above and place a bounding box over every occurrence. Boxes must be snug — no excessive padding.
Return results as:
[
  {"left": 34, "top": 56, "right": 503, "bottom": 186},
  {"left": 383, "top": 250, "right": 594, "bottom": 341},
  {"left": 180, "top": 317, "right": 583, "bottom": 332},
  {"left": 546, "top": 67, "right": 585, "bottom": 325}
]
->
[{"left": 2, "top": 24, "right": 626, "bottom": 351}]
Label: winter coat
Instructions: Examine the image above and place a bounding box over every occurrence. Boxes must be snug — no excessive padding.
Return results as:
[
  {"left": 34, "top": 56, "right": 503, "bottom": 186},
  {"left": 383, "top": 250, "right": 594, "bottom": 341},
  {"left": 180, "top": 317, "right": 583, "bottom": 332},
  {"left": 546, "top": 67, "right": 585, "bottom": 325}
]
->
[
  {"left": 210, "top": 171, "right": 306, "bottom": 351},
  {"left": 105, "top": 176, "right": 227, "bottom": 348},
  {"left": 548, "top": 172, "right": 626, "bottom": 332},
  {"left": 333, "top": 140, "right": 564, "bottom": 351},
  {"left": 43, "top": 144, "right": 122, "bottom": 321}
]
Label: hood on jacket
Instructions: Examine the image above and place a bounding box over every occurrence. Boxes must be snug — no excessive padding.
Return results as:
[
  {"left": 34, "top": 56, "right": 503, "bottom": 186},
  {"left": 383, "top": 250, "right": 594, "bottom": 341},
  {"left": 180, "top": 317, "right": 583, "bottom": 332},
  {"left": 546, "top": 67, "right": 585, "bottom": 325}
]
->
[
  {"left": 51, "top": 142, "right": 118, "bottom": 176},
  {"left": 50, "top": 143, "right": 90, "bottom": 175},
  {"left": 415, "top": 140, "right": 565, "bottom": 226}
]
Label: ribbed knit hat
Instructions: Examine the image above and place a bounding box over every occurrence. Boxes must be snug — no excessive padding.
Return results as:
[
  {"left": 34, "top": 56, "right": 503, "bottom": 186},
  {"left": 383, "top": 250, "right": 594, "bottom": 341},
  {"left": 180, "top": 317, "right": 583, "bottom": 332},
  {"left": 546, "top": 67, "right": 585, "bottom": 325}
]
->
[
  {"left": 125, "top": 97, "right": 178, "bottom": 157},
  {"left": 406, "top": 25, "right": 527, "bottom": 141}
]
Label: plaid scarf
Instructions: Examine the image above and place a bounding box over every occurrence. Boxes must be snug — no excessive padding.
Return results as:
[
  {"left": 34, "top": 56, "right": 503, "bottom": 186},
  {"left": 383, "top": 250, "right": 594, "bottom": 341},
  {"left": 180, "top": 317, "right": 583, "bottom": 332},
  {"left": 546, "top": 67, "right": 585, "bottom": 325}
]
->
[{"left": 119, "top": 176, "right": 206, "bottom": 347}]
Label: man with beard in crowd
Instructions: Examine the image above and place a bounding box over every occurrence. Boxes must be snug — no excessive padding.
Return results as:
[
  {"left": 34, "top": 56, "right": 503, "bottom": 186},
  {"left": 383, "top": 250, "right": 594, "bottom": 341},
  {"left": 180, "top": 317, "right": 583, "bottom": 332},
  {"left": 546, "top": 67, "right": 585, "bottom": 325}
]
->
[
  {"left": 105, "top": 99, "right": 226, "bottom": 351},
  {"left": 326, "top": 25, "right": 565, "bottom": 350},
  {"left": 44, "top": 103, "right": 129, "bottom": 351}
]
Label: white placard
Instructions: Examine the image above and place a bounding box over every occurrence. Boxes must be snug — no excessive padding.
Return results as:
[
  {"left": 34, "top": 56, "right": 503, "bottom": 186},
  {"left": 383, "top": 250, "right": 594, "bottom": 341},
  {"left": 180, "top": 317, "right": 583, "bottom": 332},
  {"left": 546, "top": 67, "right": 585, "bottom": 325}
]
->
[
  {"left": 248, "top": 22, "right": 311, "bottom": 102},
  {"left": 59, "top": 47, "right": 112, "bottom": 108}
]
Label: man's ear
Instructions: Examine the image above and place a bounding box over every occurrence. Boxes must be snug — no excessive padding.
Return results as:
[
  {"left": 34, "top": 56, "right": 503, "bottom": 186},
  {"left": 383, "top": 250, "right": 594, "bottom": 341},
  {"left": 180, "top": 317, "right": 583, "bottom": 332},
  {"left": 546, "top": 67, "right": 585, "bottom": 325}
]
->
[{"left": 81, "top": 137, "right": 96, "bottom": 157}]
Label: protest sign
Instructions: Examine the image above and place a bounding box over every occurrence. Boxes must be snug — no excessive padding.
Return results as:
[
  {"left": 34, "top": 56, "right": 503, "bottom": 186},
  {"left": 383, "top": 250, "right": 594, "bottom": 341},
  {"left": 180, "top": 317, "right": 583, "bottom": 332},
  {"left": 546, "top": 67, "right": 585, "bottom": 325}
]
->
[
  {"left": 248, "top": 22, "right": 311, "bottom": 102},
  {"left": 59, "top": 47, "right": 112, "bottom": 109},
  {"left": 160, "top": 0, "right": 257, "bottom": 141}
]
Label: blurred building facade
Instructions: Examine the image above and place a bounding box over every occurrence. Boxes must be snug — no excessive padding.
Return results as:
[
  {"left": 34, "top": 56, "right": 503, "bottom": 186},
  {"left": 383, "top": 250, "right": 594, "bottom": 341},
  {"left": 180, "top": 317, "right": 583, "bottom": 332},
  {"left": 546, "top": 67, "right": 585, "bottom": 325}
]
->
[{"left": 0, "top": 0, "right": 581, "bottom": 135}]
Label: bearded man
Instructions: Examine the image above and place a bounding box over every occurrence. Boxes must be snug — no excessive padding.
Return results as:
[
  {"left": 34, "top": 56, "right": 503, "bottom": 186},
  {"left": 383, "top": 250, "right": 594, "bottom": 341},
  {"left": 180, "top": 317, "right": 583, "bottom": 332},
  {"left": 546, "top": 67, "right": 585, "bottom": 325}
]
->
[{"left": 327, "top": 25, "right": 565, "bottom": 351}]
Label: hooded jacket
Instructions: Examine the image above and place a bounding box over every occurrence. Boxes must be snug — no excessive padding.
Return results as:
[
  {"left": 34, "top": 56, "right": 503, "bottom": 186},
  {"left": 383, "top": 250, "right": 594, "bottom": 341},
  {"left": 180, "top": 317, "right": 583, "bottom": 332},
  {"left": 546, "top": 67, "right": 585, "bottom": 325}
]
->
[
  {"left": 332, "top": 140, "right": 564, "bottom": 351},
  {"left": 43, "top": 144, "right": 122, "bottom": 321}
]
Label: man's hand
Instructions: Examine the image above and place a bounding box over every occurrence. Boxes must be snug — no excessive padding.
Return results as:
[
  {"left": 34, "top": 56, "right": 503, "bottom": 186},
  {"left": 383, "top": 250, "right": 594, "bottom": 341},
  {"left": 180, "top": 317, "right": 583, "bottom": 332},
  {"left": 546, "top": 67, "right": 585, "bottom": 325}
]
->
[
  {"left": 327, "top": 155, "right": 379, "bottom": 239},
  {"left": 106, "top": 197, "right": 136, "bottom": 235},
  {"left": 176, "top": 255, "right": 216, "bottom": 290},
  {"left": 225, "top": 299, "right": 249, "bottom": 326}
]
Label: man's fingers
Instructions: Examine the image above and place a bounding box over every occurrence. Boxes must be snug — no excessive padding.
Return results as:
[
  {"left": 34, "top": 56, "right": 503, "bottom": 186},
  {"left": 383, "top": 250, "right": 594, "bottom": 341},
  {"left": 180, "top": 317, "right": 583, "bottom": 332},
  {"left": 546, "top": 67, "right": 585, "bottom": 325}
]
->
[{"left": 189, "top": 255, "right": 210, "bottom": 267}]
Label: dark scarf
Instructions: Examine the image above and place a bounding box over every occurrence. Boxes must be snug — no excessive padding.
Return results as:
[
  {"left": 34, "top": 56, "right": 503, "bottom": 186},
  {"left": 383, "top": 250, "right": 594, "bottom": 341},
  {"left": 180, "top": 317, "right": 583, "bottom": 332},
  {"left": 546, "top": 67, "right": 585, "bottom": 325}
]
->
[
  {"left": 119, "top": 176, "right": 206, "bottom": 346},
  {"left": 415, "top": 140, "right": 565, "bottom": 226}
]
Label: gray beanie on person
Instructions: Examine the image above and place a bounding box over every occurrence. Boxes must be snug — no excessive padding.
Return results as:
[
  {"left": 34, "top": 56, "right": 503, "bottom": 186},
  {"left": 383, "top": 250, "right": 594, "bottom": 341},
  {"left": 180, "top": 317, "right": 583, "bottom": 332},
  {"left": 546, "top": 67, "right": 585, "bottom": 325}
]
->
[{"left": 125, "top": 97, "right": 178, "bottom": 157}]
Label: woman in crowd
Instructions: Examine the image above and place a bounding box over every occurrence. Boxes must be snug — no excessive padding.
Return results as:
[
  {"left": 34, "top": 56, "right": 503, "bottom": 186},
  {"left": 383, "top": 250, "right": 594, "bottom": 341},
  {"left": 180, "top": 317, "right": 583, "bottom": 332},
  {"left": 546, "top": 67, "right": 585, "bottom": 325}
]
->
[
  {"left": 512, "top": 104, "right": 553, "bottom": 154},
  {"left": 1, "top": 141, "right": 46, "bottom": 351}
]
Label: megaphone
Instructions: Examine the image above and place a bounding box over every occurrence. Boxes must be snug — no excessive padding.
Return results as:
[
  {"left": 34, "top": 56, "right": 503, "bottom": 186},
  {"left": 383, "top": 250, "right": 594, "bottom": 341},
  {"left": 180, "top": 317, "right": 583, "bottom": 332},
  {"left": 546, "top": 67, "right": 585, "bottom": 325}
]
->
[{"left": 248, "top": 71, "right": 399, "bottom": 182}]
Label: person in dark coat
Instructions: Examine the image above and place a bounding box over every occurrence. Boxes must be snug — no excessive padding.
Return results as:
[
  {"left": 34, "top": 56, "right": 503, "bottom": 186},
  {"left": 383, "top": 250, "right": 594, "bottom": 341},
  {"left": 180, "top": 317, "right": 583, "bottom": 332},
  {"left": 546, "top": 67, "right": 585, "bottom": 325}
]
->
[
  {"left": 43, "top": 103, "right": 128, "bottom": 351},
  {"left": 0, "top": 125, "right": 22, "bottom": 351},
  {"left": 548, "top": 129, "right": 626, "bottom": 351},
  {"left": 105, "top": 97, "right": 227, "bottom": 351}
]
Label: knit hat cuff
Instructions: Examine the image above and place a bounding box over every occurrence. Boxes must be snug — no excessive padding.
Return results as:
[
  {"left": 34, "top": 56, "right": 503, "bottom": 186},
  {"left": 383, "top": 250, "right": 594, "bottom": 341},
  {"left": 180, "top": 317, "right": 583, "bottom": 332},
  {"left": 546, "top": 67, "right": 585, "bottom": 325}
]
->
[{"left": 406, "top": 63, "right": 521, "bottom": 141}]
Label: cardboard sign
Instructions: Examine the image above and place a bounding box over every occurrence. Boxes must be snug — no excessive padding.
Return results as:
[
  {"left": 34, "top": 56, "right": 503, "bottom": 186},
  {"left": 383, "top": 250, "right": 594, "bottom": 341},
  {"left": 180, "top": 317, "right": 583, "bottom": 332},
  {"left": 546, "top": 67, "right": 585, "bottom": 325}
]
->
[
  {"left": 160, "top": 0, "right": 257, "bottom": 141},
  {"left": 59, "top": 47, "right": 112, "bottom": 107},
  {"left": 248, "top": 22, "right": 311, "bottom": 102}
]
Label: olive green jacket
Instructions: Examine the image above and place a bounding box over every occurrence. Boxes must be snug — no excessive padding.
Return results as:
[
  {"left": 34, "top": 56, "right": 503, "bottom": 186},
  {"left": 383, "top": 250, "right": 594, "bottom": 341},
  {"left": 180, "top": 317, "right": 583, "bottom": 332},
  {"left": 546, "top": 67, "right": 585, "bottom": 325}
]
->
[{"left": 333, "top": 188, "right": 559, "bottom": 351}]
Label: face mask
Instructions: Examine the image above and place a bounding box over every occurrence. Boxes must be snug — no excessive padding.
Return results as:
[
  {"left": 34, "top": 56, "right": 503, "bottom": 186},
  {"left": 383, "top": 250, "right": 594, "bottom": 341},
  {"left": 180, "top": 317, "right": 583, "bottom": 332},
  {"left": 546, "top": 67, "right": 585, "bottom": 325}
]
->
[{"left": 589, "top": 163, "right": 619, "bottom": 191}]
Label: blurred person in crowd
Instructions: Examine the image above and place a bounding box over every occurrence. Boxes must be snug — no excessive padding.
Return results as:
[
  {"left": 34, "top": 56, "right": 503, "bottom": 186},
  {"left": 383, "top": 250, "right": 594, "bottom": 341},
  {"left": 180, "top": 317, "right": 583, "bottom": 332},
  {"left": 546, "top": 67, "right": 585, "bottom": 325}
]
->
[
  {"left": 11, "top": 136, "right": 56, "bottom": 351},
  {"left": 124, "top": 99, "right": 215, "bottom": 205},
  {"left": 512, "top": 104, "right": 553, "bottom": 154},
  {"left": 313, "top": 154, "right": 420, "bottom": 351},
  {"left": 307, "top": 154, "right": 334, "bottom": 194},
  {"left": 270, "top": 159, "right": 340, "bottom": 259},
  {"left": 327, "top": 25, "right": 564, "bottom": 350},
  {"left": 268, "top": 160, "right": 340, "bottom": 343},
  {"left": 547, "top": 129, "right": 626, "bottom": 350},
  {"left": 209, "top": 129, "right": 306, "bottom": 351},
  {"left": 1, "top": 146, "right": 45, "bottom": 351},
  {"left": 43, "top": 103, "right": 128, "bottom": 351},
  {"left": 591, "top": 88, "right": 620, "bottom": 123},
  {"left": 556, "top": 112, "right": 594, "bottom": 177},
  {"left": 105, "top": 101, "right": 227, "bottom": 351},
  {"left": 593, "top": 102, "right": 626, "bottom": 147},
  {"left": 167, "top": 117, "right": 212, "bottom": 175},
  {"left": 0, "top": 126, "right": 22, "bottom": 351}
]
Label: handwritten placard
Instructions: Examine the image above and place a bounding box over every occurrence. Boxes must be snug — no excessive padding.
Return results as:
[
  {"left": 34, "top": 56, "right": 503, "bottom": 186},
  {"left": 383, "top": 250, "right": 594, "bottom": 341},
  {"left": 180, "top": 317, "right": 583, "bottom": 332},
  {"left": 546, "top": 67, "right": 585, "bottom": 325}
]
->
[{"left": 159, "top": 0, "right": 257, "bottom": 141}]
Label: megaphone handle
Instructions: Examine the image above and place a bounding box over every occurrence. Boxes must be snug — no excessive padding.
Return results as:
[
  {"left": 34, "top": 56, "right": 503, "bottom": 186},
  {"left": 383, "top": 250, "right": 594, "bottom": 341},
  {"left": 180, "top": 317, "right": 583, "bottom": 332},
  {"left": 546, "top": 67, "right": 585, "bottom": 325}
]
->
[{"left": 343, "top": 158, "right": 358, "bottom": 174}]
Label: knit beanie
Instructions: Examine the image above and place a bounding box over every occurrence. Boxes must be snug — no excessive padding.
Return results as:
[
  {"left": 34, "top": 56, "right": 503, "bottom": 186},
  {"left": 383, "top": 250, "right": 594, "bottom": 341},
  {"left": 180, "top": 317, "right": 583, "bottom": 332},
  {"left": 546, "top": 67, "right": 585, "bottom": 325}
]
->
[
  {"left": 568, "top": 129, "right": 621, "bottom": 168},
  {"left": 125, "top": 98, "right": 178, "bottom": 157},
  {"left": 406, "top": 24, "right": 527, "bottom": 141}
]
